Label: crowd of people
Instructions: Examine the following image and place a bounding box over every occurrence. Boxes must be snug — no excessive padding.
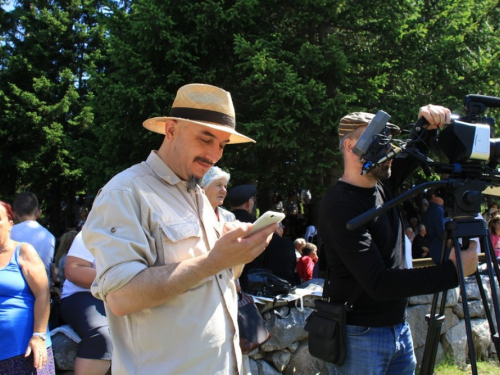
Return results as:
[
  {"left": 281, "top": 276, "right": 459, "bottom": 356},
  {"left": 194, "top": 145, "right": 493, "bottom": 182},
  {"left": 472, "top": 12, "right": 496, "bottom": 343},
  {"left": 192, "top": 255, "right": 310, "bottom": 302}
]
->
[
  {"left": 0, "top": 83, "right": 486, "bottom": 375},
  {"left": 0, "top": 193, "right": 111, "bottom": 375},
  {"left": 401, "top": 190, "right": 500, "bottom": 265}
]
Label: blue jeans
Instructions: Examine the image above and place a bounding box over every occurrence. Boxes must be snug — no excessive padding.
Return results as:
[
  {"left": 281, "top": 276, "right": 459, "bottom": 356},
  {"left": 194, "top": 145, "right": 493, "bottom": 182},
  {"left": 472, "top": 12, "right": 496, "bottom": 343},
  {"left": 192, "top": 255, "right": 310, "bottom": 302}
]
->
[{"left": 327, "top": 321, "right": 416, "bottom": 375}]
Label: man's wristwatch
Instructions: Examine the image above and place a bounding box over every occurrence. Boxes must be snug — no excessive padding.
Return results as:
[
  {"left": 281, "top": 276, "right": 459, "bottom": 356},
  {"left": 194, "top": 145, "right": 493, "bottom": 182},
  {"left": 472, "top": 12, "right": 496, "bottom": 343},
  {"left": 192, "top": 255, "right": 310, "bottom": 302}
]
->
[{"left": 32, "top": 332, "right": 47, "bottom": 341}]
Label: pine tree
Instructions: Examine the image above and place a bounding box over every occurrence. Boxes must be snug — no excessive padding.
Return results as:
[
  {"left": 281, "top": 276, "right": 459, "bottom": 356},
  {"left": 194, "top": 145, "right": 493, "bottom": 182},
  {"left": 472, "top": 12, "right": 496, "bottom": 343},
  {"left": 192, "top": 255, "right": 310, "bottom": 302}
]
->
[{"left": 0, "top": 0, "right": 108, "bottom": 234}]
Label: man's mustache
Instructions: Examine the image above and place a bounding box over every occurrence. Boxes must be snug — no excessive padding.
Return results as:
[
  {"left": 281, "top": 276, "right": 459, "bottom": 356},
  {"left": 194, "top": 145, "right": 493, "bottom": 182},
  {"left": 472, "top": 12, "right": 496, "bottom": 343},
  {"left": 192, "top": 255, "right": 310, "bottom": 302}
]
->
[{"left": 194, "top": 157, "right": 215, "bottom": 166}]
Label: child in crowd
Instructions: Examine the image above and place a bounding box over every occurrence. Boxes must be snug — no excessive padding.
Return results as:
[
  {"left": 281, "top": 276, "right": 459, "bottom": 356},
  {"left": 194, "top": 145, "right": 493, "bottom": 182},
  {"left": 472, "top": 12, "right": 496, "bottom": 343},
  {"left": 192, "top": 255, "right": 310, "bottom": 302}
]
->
[{"left": 297, "top": 243, "right": 318, "bottom": 282}]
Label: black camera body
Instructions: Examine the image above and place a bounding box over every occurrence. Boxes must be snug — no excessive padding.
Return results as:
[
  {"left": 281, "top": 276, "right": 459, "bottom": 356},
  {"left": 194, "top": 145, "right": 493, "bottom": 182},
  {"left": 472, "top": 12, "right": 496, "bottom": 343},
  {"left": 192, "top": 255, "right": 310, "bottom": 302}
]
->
[{"left": 354, "top": 94, "right": 500, "bottom": 184}]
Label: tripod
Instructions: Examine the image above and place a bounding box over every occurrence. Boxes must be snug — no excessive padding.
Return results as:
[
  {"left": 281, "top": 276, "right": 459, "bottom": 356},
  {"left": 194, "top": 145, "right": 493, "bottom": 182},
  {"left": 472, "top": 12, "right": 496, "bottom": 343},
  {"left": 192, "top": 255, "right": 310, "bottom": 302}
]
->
[
  {"left": 420, "top": 181, "right": 500, "bottom": 375},
  {"left": 347, "top": 179, "right": 500, "bottom": 374}
]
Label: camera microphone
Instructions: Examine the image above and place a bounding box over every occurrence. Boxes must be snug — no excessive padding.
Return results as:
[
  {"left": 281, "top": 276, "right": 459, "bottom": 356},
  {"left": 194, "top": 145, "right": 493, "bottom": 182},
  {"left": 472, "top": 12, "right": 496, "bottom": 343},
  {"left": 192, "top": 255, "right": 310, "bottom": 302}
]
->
[
  {"left": 377, "top": 146, "right": 402, "bottom": 164},
  {"left": 361, "top": 146, "right": 402, "bottom": 175}
]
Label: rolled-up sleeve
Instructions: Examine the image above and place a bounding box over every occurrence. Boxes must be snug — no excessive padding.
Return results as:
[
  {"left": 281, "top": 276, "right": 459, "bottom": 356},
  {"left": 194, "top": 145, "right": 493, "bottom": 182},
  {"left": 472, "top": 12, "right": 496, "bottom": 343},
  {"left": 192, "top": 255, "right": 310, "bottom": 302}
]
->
[{"left": 83, "top": 187, "right": 153, "bottom": 300}]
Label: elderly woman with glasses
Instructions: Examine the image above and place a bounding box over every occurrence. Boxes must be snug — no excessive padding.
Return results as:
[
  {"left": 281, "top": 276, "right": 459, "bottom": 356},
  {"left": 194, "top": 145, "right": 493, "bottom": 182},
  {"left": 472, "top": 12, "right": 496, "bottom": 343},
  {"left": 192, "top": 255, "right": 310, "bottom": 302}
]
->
[{"left": 200, "top": 167, "right": 236, "bottom": 223}]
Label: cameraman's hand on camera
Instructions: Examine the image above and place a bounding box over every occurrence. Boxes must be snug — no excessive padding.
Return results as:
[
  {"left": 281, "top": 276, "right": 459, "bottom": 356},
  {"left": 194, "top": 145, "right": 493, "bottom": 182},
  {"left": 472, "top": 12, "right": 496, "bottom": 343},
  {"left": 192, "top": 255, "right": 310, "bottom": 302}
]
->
[
  {"left": 449, "top": 240, "right": 478, "bottom": 276},
  {"left": 418, "top": 105, "right": 452, "bottom": 130}
]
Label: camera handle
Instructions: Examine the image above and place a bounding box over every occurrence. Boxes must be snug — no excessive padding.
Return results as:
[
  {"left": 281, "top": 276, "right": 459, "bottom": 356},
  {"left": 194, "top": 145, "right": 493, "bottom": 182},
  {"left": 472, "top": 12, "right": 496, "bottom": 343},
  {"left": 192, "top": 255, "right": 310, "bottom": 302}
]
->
[{"left": 346, "top": 180, "right": 446, "bottom": 231}]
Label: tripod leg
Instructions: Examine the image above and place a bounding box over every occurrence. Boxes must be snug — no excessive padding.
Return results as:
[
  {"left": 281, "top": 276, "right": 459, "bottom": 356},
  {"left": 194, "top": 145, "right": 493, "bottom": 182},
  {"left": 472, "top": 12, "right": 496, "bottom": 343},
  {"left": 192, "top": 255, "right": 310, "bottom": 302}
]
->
[
  {"left": 453, "top": 234, "right": 478, "bottom": 374},
  {"left": 420, "top": 303, "right": 446, "bottom": 375},
  {"left": 420, "top": 235, "right": 451, "bottom": 375}
]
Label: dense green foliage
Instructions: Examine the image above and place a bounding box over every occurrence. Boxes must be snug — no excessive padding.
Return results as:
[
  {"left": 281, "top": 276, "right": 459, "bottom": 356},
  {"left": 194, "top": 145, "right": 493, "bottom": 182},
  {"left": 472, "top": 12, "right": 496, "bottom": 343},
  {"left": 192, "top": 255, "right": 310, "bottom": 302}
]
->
[
  {"left": 0, "top": 0, "right": 108, "bottom": 232},
  {"left": 1, "top": 0, "right": 500, "bottom": 234}
]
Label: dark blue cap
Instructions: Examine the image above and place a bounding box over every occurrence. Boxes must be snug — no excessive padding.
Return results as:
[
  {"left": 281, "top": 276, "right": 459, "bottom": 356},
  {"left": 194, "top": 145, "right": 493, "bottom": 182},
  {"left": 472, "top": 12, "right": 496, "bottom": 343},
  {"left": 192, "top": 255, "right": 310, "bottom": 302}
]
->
[{"left": 226, "top": 185, "right": 257, "bottom": 207}]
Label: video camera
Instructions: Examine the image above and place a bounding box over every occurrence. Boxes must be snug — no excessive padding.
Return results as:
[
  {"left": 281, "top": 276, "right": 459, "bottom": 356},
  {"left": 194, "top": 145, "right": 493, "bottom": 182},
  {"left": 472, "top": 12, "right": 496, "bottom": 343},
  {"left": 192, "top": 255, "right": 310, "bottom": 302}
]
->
[{"left": 353, "top": 94, "right": 500, "bottom": 183}]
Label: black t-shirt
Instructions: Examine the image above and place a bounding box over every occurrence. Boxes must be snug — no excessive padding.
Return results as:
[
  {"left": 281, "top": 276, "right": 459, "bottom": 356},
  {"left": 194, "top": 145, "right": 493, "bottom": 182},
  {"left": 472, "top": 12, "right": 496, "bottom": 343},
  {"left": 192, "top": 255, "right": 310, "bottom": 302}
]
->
[{"left": 318, "top": 161, "right": 459, "bottom": 327}]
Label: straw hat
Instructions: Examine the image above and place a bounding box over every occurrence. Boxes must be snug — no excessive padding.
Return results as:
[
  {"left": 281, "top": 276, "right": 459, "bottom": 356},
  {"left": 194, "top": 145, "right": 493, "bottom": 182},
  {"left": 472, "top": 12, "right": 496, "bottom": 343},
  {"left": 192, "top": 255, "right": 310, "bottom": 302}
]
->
[{"left": 143, "top": 84, "right": 255, "bottom": 144}]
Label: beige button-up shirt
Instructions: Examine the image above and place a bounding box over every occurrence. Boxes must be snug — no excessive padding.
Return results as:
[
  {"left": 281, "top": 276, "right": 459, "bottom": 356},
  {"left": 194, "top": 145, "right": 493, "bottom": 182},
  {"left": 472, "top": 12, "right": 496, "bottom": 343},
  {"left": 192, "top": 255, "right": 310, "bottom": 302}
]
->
[{"left": 83, "top": 151, "right": 242, "bottom": 375}]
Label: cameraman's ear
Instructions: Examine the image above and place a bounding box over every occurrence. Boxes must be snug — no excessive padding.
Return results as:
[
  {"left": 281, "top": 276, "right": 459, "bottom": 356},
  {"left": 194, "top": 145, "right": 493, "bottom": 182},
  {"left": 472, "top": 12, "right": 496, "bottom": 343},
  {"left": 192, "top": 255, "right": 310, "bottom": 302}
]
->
[{"left": 344, "top": 138, "right": 356, "bottom": 154}]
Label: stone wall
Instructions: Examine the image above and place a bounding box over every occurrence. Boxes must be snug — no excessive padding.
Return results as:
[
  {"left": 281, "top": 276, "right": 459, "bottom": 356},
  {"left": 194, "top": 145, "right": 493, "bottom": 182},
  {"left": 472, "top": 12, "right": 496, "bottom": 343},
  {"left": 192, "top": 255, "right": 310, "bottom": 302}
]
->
[{"left": 247, "top": 276, "right": 500, "bottom": 374}]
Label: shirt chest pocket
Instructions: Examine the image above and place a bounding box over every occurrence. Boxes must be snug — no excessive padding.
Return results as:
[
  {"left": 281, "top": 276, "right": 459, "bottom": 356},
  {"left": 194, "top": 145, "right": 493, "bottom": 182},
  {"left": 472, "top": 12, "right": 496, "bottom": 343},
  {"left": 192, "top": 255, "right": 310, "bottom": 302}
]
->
[{"left": 159, "top": 221, "right": 203, "bottom": 264}]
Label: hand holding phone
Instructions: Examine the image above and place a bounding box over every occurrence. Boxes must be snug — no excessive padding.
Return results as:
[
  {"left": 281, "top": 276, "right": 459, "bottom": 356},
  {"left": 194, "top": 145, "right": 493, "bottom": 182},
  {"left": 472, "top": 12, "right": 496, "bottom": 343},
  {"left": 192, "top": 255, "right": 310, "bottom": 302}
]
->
[{"left": 243, "top": 211, "right": 285, "bottom": 239}]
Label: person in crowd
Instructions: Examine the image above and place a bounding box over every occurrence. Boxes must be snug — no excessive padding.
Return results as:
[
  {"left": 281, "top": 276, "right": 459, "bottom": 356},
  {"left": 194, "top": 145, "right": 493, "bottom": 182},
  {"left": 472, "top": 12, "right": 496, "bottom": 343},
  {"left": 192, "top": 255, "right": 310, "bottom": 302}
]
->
[
  {"left": 82, "top": 83, "right": 277, "bottom": 374},
  {"left": 483, "top": 202, "right": 499, "bottom": 222},
  {"left": 76, "top": 207, "right": 89, "bottom": 232},
  {"left": 404, "top": 227, "right": 414, "bottom": 242},
  {"left": 270, "top": 192, "right": 284, "bottom": 213},
  {"left": 301, "top": 189, "right": 312, "bottom": 217},
  {"left": 60, "top": 232, "right": 112, "bottom": 375},
  {"left": 52, "top": 230, "right": 78, "bottom": 289},
  {"left": 294, "top": 238, "right": 306, "bottom": 260},
  {"left": 227, "top": 184, "right": 257, "bottom": 223},
  {"left": 284, "top": 189, "right": 300, "bottom": 238},
  {"left": 420, "top": 197, "right": 430, "bottom": 214},
  {"left": 262, "top": 223, "right": 300, "bottom": 285},
  {"left": 409, "top": 217, "right": 419, "bottom": 235},
  {"left": 200, "top": 166, "right": 235, "bottom": 223},
  {"left": 11, "top": 192, "right": 56, "bottom": 280},
  {"left": 488, "top": 214, "right": 500, "bottom": 261},
  {"left": 304, "top": 224, "right": 317, "bottom": 244},
  {"left": 422, "top": 188, "right": 446, "bottom": 263},
  {"left": 318, "top": 106, "right": 478, "bottom": 375},
  {"left": 296, "top": 243, "right": 318, "bottom": 283},
  {"left": 0, "top": 201, "right": 55, "bottom": 374},
  {"left": 412, "top": 224, "right": 430, "bottom": 259},
  {"left": 227, "top": 184, "right": 268, "bottom": 292}
]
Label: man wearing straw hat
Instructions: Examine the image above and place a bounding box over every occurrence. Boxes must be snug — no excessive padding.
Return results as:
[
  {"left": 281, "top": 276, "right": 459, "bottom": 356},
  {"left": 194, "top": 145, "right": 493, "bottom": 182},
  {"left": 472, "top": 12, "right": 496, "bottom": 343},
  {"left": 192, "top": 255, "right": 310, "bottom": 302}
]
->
[{"left": 83, "top": 84, "right": 277, "bottom": 375}]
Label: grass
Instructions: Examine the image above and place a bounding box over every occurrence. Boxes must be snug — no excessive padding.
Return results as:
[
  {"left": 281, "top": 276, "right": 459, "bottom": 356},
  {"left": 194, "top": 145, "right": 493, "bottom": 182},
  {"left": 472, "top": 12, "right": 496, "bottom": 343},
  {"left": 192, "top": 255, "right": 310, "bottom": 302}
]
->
[{"left": 426, "top": 356, "right": 500, "bottom": 375}]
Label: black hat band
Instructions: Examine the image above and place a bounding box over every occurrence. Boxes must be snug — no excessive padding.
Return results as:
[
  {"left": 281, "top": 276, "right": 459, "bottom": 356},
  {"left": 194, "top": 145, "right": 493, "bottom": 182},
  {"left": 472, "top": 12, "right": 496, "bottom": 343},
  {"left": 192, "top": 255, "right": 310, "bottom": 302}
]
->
[{"left": 169, "top": 107, "right": 235, "bottom": 129}]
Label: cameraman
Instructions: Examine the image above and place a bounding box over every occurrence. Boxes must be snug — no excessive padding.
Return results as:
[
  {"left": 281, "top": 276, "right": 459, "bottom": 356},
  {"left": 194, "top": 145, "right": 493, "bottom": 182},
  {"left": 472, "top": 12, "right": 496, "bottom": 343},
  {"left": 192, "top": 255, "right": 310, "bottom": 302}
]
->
[{"left": 318, "top": 105, "right": 478, "bottom": 375}]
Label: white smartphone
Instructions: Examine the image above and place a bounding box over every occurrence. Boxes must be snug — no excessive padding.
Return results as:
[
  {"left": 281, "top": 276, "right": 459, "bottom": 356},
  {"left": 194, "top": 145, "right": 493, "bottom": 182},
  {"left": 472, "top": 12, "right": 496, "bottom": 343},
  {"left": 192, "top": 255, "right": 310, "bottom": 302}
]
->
[{"left": 243, "top": 211, "right": 285, "bottom": 238}]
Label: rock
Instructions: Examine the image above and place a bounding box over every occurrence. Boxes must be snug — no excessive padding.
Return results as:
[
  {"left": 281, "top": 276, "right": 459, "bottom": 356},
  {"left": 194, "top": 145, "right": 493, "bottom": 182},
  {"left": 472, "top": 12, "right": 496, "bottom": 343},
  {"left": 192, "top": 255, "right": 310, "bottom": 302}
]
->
[
  {"left": 442, "top": 320, "right": 467, "bottom": 367},
  {"left": 407, "top": 304, "right": 431, "bottom": 348},
  {"left": 261, "top": 307, "right": 312, "bottom": 352},
  {"left": 283, "top": 340, "right": 327, "bottom": 375},
  {"left": 409, "top": 293, "right": 433, "bottom": 306},
  {"left": 470, "top": 319, "right": 491, "bottom": 361},
  {"left": 414, "top": 341, "right": 445, "bottom": 370},
  {"left": 250, "top": 349, "right": 265, "bottom": 360},
  {"left": 409, "top": 288, "right": 459, "bottom": 308},
  {"left": 452, "top": 299, "right": 485, "bottom": 319},
  {"left": 265, "top": 349, "right": 292, "bottom": 372},
  {"left": 287, "top": 342, "right": 299, "bottom": 354},
  {"left": 407, "top": 306, "right": 457, "bottom": 349},
  {"left": 51, "top": 332, "right": 77, "bottom": 371},
  {"left": 462, "top": 276, "right": 491, "bottom": 302},
  {"left": 249, "top": 358, "right": 259, "bottom": 374},
  {"left": 252, "top": 359, "right": 282, "bottom": 375}
]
